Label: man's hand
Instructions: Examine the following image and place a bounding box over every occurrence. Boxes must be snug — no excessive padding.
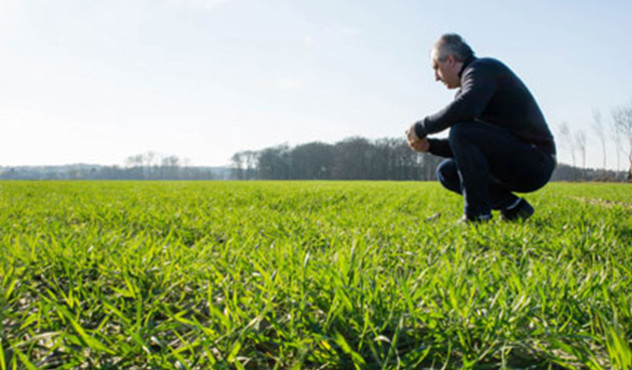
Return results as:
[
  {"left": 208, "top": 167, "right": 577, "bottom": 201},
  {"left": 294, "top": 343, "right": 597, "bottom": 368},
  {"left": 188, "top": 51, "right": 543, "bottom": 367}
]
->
[
  {"left": 406, "top": 122, "right": 420, "bottom": 143},
  {"left": 406, "top": 122, "right": 430, "bottom": 152},
  {"left": 409, "top": 137, "right": 430, "bottom": 152}
]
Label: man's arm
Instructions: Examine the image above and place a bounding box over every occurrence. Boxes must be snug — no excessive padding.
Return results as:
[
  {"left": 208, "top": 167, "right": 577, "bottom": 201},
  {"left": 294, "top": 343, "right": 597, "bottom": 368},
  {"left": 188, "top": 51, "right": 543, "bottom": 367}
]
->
[
  {"left": 427, "top": 138, "right": 452, "bottom": 157},
  {"left": 414, "top": 62, "right": 497, "bottom": 138}
]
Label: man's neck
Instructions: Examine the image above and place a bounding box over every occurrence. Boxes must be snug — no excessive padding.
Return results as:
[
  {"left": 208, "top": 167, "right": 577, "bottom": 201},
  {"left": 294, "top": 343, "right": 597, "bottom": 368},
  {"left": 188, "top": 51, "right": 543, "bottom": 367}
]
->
[{"left": 458, "top": 56, "right": 476, "bottom": 78}]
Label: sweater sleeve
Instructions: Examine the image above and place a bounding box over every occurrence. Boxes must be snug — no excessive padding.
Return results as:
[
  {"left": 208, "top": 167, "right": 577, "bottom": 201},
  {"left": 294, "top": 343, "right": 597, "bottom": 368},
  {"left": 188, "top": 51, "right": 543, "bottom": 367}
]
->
[
  {"left": 415, "top": 62, "right": 497, "bottom": 137},
  {"left": 427, "top": 138, "right": 452, "bottom": 158}
]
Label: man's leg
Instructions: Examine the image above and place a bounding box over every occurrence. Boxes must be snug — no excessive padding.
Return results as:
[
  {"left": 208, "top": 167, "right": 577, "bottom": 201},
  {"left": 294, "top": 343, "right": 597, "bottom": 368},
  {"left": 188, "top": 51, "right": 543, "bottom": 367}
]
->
[
  {"left": 436, "top": 158, "right": 521, "bottom": 210},
  {"left": 436, "top": 159, "right": 461, "bottom": 194},
  {"left": 447, "top": 121, "right": 555, "bottom": 219}
]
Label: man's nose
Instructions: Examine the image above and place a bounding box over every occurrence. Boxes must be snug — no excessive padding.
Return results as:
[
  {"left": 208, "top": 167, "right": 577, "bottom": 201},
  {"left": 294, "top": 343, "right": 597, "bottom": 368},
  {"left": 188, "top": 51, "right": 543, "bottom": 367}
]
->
[{"left": 434, "top": 72, "right": 440, "bottom": 81}]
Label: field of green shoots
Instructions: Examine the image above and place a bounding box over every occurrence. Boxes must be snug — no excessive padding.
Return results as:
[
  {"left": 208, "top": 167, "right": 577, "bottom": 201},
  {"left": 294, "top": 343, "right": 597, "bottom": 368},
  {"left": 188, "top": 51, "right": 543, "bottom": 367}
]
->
[{"left": 1, "top": 181, "right": 631, "bottom": 369}]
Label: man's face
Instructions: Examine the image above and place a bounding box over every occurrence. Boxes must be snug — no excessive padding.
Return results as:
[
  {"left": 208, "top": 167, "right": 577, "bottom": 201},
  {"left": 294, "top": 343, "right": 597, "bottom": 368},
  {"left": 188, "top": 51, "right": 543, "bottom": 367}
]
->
[{"left": 431, "top": 52, "right": 461, "bottom": 89}]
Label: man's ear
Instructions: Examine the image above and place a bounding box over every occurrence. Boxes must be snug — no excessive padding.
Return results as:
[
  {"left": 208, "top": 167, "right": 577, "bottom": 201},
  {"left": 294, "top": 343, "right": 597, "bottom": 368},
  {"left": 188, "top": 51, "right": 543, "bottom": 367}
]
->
[{"left": 445, "top": 54, "right": 456, "bottom": 66}]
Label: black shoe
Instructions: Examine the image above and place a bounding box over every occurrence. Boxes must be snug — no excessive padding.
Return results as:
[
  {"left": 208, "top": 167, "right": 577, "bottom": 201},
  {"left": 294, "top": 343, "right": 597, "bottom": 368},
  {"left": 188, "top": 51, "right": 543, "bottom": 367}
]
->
[
  {"left": 500, "top": 198, "right": 534, "bottom": 221},
  {"left": 458, "top": 213, "right": 492, "bottom": 224}
]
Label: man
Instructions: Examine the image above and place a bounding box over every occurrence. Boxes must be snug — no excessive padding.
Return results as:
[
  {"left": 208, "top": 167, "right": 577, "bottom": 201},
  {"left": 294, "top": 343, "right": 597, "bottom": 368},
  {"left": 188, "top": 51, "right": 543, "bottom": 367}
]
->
[{"left": 406, "top": 34, "right": 556, "bottom": 223}]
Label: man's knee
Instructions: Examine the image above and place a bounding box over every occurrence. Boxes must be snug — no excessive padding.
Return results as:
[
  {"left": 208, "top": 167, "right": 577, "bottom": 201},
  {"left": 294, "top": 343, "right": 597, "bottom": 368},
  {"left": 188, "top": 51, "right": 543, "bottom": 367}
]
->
[
  {"left": 448, "top": 122, "right": 475, "bottom": 145},
  {"left": 436, "top": 158, "right": 458, "bottom": 184},
  {"left": 436, "top": 159, "right": 454, "bottom": 178},
  {"left": 436, "top": 159, "right": 462, "bottom": 194}
]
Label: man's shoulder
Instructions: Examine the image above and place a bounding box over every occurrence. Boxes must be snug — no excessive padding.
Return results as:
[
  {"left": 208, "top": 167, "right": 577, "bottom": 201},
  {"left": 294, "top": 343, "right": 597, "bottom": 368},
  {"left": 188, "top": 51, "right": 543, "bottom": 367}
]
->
[
  {"left": 463, "top": 57, "right": 513, "bottom": 80},
  {"left": 469, "top": 57, "right": 507, "bottom": 70}
]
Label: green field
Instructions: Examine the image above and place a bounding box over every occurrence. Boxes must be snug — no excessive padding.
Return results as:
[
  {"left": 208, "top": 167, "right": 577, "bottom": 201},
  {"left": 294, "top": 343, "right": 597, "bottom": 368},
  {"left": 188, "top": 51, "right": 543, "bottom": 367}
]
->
[{"left": 1, "top": 181, "right": 631, "bottom": 369}]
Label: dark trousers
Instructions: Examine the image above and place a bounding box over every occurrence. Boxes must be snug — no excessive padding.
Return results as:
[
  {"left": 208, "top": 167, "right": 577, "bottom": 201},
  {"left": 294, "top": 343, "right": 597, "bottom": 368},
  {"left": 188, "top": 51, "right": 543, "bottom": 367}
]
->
[{"left": 436, "top": 122, "right": 556, "bottom": 217}]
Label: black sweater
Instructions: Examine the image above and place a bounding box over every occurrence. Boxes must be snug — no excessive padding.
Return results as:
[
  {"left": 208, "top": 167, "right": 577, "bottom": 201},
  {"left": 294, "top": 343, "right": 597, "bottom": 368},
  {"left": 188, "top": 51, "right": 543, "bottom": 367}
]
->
[{"left": 415, "top": 57, "right": 556, "bottom": 157}]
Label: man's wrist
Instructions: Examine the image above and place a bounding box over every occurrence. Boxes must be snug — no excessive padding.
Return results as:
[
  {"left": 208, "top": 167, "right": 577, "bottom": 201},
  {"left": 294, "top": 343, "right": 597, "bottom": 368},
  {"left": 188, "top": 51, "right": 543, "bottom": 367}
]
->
[
  {"left": 414, "top": 120, "right": 427, "bottom": 139},
  {"left": 426, "top": 138, "right": 439, "bottom": 154}
]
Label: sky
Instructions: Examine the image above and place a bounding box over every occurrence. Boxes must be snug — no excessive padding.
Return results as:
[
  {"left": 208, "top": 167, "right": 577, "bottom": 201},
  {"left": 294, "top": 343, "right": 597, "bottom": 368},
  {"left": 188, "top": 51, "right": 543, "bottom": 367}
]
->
[{"left": 1, "top": 0, "right": 631, "bottom": 169}]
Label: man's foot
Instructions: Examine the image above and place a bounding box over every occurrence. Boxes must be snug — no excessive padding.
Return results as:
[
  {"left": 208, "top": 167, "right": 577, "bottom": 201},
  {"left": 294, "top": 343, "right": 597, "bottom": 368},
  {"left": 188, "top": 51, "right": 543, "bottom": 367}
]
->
[
  {"left": 458, "top": 213, "right": 492, "bottom": 224},
  {"left": 500, "top": 198, "right": 534, "bottom": 221}
]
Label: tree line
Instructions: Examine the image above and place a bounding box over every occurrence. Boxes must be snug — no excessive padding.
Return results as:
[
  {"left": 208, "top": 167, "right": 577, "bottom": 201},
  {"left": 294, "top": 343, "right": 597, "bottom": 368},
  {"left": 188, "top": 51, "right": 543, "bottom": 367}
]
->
[
  {"left": 230, "top": 137, "right": 449, "bottom": 181},
  {"left": 0, "top": 165, "right": 227, "bottom": 180},
  {"left": 0, "top": 152, "right": 229, "bottom": 180},
  {"left": 230, "top": 137, "right": 443, "bottom": 180}
]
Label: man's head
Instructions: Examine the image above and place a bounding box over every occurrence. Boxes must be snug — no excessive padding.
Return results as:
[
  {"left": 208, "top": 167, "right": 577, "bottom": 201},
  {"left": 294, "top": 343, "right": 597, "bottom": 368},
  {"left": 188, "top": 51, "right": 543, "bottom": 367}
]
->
[{"left": 431, "top": 34, "right": 474, "bottom": 89}]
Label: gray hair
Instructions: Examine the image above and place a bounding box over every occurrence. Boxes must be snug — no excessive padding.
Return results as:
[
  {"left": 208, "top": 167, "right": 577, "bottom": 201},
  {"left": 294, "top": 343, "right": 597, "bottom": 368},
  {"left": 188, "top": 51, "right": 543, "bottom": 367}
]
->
[{"left": 433, "top": 34, "right": 474, "bottom": 62}]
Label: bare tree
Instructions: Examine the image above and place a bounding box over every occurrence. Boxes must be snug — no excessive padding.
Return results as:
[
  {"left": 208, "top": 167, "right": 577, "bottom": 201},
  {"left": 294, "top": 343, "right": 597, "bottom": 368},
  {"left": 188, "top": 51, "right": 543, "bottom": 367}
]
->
[
  {"left": 161, "top": 155, "right": 180, "bottom": 167},
  {"left": 125, "top": 154, "right": 144, "bottom": 168},
  {"left": 610, "top": 121, "right": 622, "bottom": 176},
  {"left": 143, "top": 151, "right": 157, "bottom": 166},
  {"left": 591, "top": 109, "right": 607, "bottom": 170},
  {"left": 230, "top": 152, "right": 245, "bottom": 180},
  {"left": 160, "top": 155, "right": 181, "bottom": 179},
  {"left": 243, "top": 151, "right": 259, "bottom": 180},
  {"left": 574, "top": 129, "right": 586, "bottom": 177},
  {"left": 558, "top": 122, "right": 576, "bottom": 167},
  {"left": 612, "top": 101, "right": 632, "bottom": 181}
]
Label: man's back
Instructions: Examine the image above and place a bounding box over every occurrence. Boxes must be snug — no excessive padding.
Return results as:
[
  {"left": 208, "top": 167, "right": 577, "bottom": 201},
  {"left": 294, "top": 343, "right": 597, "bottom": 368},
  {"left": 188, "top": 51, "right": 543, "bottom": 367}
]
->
[{"left": 460, "top": 57, "right": 555, "bottom": 154}]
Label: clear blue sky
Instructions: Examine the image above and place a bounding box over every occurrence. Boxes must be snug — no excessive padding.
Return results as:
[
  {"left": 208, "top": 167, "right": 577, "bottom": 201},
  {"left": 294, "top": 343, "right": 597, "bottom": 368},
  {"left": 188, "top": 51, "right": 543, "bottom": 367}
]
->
[{"left": 1, "top": 0, "right": 631, "bottom": 169}]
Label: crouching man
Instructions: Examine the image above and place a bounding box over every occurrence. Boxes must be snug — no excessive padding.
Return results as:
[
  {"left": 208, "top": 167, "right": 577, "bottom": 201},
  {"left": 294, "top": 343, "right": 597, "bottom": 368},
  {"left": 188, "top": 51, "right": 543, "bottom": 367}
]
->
[{"left": 407, "top": 34, "right": 556, "bottom": 223}]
